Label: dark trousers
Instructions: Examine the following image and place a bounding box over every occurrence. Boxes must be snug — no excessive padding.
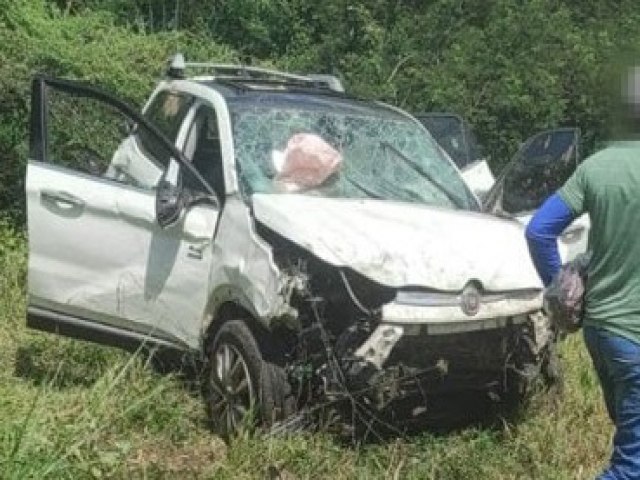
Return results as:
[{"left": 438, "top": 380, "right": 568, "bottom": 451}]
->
[{"left": 584, "top": 326, "right": 640, "bottom": 479}]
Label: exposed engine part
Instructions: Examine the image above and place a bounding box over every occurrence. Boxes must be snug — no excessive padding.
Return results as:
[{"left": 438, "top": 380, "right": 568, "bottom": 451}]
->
[{"left": 338, "top": 269, "right": 374, "bottom": 316}]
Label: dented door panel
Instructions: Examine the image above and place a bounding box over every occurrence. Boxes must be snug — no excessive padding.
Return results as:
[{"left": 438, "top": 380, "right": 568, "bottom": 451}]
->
[
  {"left": 27, "top": 160, "right": 218, "bottom": 347},
  {"left": 27, "top": 161, "right": 156, "bottom": 330},
  {"left": 116, "top": 204, "right": 219, "bottom": 348},
  {"left": 203, "top": 196, "right": 287, "bottom": 335}
]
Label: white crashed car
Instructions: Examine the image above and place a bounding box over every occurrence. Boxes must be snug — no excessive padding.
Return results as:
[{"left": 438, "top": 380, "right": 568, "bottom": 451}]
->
[{"left": 26, "top": 60, "right": 561, "bottom": 437}]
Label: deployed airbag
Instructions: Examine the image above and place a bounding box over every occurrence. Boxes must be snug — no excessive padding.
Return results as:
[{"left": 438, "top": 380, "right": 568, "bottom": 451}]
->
[{"left": 273, "top": 133, "right": 342, "bottom": 192}]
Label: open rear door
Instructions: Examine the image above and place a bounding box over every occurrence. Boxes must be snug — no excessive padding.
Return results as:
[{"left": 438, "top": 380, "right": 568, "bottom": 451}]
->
[
  {"left": 484, "top": 128, "right": 580, "bottom": 215},
  {"left": 483, "top": 127, "right": 588, "bottom": 261}
]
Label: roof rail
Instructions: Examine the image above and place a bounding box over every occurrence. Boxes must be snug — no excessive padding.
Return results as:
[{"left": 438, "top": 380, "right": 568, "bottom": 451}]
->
[
  {"left": 166, "top": 54, "right": 345, "bottom": 93},
  {"left": 186, "top": 62, "right": 311, "bottom": 82},
  {"left": 307, "top": 74, "right": 345, "bottom": 93}
]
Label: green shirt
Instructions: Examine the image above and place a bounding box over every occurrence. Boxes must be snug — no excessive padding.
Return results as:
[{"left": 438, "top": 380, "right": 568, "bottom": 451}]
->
[{"left": 559, "top": 141, "right": 640, "bottom": 343}]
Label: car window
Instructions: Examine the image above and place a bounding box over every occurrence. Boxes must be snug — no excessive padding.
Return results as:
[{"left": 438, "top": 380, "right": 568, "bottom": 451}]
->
[
  {"left": 136, "top": 90, "right": 195, "bottom": 167},
  {"left": 46, "top": 88, "right": 126, "bottom": 176},
  {"left": 501, "top": 130, "right": 578, "bottom": 214},
  {"left": 417, "top": 114, "right": 483, "bottom": 170},
  {"left": 182, "top": 104, "right": 225, "bottom": 200},
  {"left": 42, "top": 84, "right": 190, "bottom": 191}
]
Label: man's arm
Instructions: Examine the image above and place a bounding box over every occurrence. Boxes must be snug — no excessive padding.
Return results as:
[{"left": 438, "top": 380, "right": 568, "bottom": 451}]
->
[{"left": 525, "top": 193, "right": 576, "bottom": 286}]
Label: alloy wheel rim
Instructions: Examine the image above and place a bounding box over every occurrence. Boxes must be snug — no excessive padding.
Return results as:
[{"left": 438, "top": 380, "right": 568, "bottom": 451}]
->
[{"left": 209, "top": 343, "right": 255, "bottom": 432}]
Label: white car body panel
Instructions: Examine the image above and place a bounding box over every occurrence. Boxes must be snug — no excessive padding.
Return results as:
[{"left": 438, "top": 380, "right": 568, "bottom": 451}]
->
[
  {"left": 516, "top": 212, "right": 590, "bottom": 263},
  {"left": 454, "top": 155, "right": 590, "bottom": 264},
  {"left": 460, "top": 159, "right": 495, "bottom": 200},
  {"left": 26, "top": 160, "right": 219, "bottom": 348},
  {"left": 107, "top": 136, "right": 163, "bottom": 189},
  {"left": 252, "top": 193, "right": 543, "bottom": 292},
  {"left": 144, "top": 80, "right": 240, "bottom": 195},
  {"left": 27, "top": 161, "right": 154, "bottom": 327},
  {"left": 381, "top": 295, "right": 541, "bottom": 324},
  {"left": 204, "top": 196, "right": 291, "bottom": 330},
  {"left": 113, "top": 202, "right": 219, "bottom": 348}
]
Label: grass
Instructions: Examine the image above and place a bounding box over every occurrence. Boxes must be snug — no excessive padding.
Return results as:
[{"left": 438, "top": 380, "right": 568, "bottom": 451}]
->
[{"left": 0, "top": 224, "right": 613, "bottom": 479}]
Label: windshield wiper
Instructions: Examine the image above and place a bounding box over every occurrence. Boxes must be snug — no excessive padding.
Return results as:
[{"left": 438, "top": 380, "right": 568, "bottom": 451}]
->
[
  {"left": 344, "top": 173, "right": 384, "bottom": 199},
  {"left": 379, "top": 141, "right": 467, "bottom": 209}
]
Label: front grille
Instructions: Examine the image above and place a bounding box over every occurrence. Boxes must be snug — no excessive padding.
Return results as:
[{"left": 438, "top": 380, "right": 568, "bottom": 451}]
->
[{"left": 386, "top": 322, "right": 526, "bottom": 373}]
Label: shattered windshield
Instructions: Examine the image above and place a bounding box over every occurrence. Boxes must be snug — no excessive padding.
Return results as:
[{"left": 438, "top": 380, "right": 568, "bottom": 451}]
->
[{"left": 229, "top": 96, "right": 478, "bottom": 210}]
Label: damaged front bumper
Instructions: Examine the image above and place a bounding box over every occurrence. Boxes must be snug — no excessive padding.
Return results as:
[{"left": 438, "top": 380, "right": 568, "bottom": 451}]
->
[
  {"left": 339, "top": 295, "right": 554, "bottom": 419},
  {"left": 383, "top": 288, "right": 543, "bottom": 331},
  {"left": 354, "top": 290, "right": 546, "bottom": 370}
]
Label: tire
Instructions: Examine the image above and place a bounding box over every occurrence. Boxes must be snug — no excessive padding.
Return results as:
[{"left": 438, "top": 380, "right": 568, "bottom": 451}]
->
[
  {"left": 202, "top": 319, "right": 292, "bottom": 438},
  {"left": 501, "top": 341, "right": 564, "bottom": 416}
]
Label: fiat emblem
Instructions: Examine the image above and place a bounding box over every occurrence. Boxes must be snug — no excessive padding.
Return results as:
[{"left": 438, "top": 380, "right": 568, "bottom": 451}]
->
[{"left": 460, "top": 284, "right": 481, "bottom": 316}]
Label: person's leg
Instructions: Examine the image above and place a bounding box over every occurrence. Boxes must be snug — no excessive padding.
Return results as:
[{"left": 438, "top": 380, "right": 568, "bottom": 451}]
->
[
  {"left": 584, "top": 326, "right": 616, "bottom": 422},
  {"left": 593, "top": 329, "right": 640, "bottom": 480}
]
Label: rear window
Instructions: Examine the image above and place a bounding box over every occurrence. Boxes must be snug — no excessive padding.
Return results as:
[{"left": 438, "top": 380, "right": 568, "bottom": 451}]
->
[{"left": 136, "top": 90, "right": 194, "bottom": 166}]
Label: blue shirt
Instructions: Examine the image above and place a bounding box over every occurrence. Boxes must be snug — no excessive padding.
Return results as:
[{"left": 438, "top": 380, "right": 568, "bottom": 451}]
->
[{"left": 525, "top": 193, "right": 575, "bottom": 286}]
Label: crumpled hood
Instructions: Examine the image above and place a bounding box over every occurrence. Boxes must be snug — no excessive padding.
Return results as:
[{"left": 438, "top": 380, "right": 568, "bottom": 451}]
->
[{"left": 253, "top": 194, "right": 543, "bottom": 292}]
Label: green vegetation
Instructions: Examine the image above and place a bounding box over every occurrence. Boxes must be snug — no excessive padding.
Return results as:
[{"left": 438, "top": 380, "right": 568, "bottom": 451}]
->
[
  {"left": 0, "top": 1, "right": 632, "bottom": 477},
  {"left": 0, "top": 221, "right": 614, "bottom": 478},
  {"left": 0, "top": 0, "right": 235, "bottom": 224},
  {"left": 2, "top": 0, "right": 640, "bottom": 225}
]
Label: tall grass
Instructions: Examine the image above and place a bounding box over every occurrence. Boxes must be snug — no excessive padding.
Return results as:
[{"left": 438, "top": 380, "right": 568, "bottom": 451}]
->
[{"left": 0, "top": 223, "right": 613, "bottom": 478}]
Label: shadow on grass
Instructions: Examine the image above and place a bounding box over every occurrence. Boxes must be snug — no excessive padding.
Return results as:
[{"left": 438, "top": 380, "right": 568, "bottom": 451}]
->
[
  {"left": 13, "top": 338, "right": 122, "bottom": 388},
  {"left": 12, "top": 337, "right": 204, "bottom": 406},
  {"left": 145, "top": 347, "right": 204, "bottom": 395},
  {"left": 280, "top": 381, "right": 564, "bottom": 448}
]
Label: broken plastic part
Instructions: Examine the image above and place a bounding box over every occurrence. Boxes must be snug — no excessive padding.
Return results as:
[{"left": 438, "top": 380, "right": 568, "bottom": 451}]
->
[
  {"left": 528, "top": 311, "right": 553, "bottom": 353},
  {"left": 354, "top": 324, "right": 404, "bottom": 370}
]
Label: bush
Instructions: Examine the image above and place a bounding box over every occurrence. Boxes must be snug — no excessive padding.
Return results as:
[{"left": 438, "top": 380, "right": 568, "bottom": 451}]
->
[
  {"left": 2, "top": 0, "right": 640, "bottom": 224},
  {"left": 0, "top": 0, "right": 236, "bottom": 225}
]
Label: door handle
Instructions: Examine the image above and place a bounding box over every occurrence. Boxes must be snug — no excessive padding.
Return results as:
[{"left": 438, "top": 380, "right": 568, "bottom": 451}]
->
[{"left": 40, "top": 189, "right": 85, "bottom": 208}]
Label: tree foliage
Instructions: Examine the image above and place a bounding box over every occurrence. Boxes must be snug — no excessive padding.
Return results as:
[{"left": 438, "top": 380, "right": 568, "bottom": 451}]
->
[
  {"left": 1, "top": 0, "right": 639, "bottom": 224},
  {"left": 0, "top": 0, "right": 235, "bottom": 222}
]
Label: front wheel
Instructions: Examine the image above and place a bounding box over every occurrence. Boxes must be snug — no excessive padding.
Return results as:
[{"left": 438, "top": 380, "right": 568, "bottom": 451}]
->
[{"left": 202, "top": 319, "right": 291, "bottom": 438}]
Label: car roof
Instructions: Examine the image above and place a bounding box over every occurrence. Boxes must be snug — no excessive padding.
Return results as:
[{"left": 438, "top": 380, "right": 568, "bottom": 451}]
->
[
  {"left": 194, "top": 77, "right": 346, "bottom": 97},
  {"left": 193, "top": 78, "right": 407, "bottom": 119}
]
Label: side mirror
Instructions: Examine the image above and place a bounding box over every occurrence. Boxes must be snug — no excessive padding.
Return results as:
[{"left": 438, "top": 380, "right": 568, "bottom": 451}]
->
[{"left": 156, "top": 176, "right": 185, "bottom": 228}]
